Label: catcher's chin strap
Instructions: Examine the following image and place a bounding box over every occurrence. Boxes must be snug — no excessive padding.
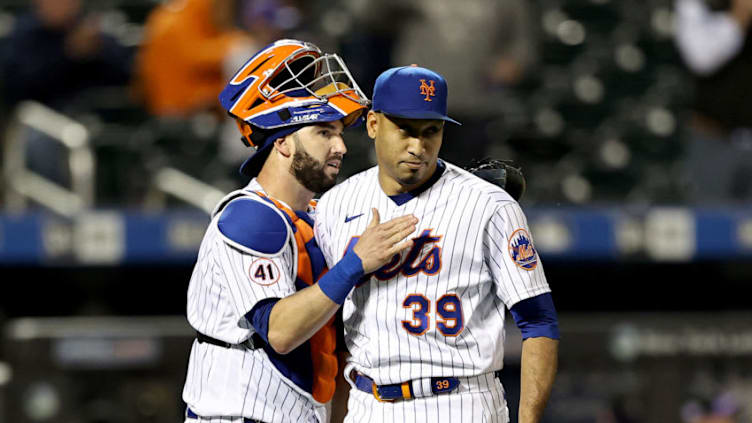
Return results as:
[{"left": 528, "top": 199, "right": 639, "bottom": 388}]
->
[{"left": 465, "top": 158, "right": 527, "bottom": 201}]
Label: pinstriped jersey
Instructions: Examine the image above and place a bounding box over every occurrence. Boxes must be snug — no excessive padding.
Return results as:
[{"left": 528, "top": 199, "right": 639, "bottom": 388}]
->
[
  {"left": 314, "top": 161, "right": 550, "bottom": 385},
  {"left": 182, "top": 178, "right": 327, "bottom": 423}
]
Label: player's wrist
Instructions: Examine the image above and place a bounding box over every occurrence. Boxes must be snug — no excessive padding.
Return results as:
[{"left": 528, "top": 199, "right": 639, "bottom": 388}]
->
[
  {"left": 317, "top": 250, "right": 364, "bottom": 304},
  {"left": 352, "top": 248, "right": 375, "bottom": 274}
]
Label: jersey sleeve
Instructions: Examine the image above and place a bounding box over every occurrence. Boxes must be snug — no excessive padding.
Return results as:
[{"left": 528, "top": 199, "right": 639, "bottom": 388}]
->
[
  {"left": 212, "top": 197, "right": 298, "bottom": 319},
  {"left": 214, "top": 228, "right": 297, "bottom": 317},
  {"left": 484, "top": 201, "right": 551, "bottom": 308},
  {"left": 313, "top": 193, "right": 337, "bottom": 269}
]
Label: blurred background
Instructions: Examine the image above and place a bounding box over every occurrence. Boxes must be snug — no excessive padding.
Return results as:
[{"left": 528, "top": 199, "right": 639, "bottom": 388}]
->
[{"left": 0, "top": 0, "right": 751, "bottom": 421}]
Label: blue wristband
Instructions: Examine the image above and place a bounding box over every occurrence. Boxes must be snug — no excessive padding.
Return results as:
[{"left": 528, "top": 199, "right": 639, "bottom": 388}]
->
[{"left": 318, "top": 250, "right": 364, "bottom": 304}]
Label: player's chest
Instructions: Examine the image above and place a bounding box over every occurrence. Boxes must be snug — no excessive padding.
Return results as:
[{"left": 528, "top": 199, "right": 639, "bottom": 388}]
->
[{"left": 335, "top": 205, "right": 484, "bottom": 279}]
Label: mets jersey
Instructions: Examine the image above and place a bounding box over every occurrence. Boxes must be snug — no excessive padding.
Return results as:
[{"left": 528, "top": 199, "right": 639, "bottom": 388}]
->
[
  {"left": 182, "top": 178, "right": 335, "bottom": 423},
  {"left": 314, "top": 161, "right": 550, "bottom": 385}
]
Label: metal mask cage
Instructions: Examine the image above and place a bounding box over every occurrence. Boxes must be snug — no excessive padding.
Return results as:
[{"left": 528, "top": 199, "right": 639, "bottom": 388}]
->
[{"left": 260, "top": 50, "right": 370, "bottom": 106}]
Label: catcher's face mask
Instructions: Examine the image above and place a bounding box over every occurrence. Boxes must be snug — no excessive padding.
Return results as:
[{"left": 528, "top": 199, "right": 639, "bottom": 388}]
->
[
  {"left": 220, "top": 39, "right": 368, "bottom": 137},
  {"left": 219, "top": 39, "right": 370, "bottom": 176}
]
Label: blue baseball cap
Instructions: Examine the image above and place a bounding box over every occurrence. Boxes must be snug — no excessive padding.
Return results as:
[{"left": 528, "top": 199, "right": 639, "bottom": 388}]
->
[{"left": 372, "top": 66, "right": 460, "bottom": 125}]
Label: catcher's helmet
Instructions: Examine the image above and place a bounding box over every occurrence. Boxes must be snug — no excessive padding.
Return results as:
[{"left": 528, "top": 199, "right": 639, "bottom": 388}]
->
[{"left": 219, "top": 39, "right": 370, "bottom": 177}]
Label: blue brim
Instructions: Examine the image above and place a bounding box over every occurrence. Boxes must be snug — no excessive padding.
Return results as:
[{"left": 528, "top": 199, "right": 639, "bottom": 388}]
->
[
  {"left": 239, "top": 144, "right": 274, "bottom": 177},
  {"left": 380, "top": 110, "right": 461, "bottom": 125},
  {"left": 238, "top": 124, "right": 303, "bottom": 177},
  {"left": 238, "top": 109, "right": 367, "bottom": 177}
]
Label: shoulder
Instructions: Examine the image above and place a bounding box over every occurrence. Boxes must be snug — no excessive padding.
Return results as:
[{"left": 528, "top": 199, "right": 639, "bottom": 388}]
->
[
  {"left": 318, "top": 166, "right": 378, "bottom": 206},
  {"left": 441, "top": 161, "right": 517, "bottom": 206},
  {"left": 216, "top": 196, "right": 292, "bottom": 256}
]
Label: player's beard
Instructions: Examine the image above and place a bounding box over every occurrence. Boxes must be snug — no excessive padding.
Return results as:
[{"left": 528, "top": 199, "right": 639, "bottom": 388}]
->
[
  {"left": 290, "top": 136, "right": 339, "bottom": 194},
  {"left": 393, "top": 159, "right": 434, "bottom": 188},
  {"left": 396, "top": 169, "right": 424, "bottom": 187}
]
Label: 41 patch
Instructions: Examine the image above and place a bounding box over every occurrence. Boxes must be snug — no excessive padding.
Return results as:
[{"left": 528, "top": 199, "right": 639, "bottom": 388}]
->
[{"left": 249, "top": 258, "right": 281, "bottom": 286}]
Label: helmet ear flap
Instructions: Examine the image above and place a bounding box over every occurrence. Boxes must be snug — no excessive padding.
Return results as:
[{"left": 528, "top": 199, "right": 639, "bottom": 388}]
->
[
  {"left": 236, "top": 120, "right": 255, "bottom": 147},
  {"left": 236, "top": 119, "right": 270, "bottom": 148}
]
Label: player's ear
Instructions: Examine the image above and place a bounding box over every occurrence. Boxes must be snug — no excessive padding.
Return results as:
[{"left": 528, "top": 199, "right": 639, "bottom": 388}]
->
[
  {"left": 366, "top": 110, "right": 378, "bottom": 140},
  {"left": 273, "top": 136, "right": 292, "bottom": 158}
]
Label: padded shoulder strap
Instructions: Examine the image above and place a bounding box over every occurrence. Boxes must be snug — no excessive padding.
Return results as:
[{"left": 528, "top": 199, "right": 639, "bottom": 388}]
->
[{"left": 215, "top": 193, "right": 292, "bottom": 257}]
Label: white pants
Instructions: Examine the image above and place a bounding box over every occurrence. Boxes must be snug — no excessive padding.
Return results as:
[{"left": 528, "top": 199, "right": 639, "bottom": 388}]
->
[
  {"left": 343, "top": 372, "right": 509, "bottom": 423},
  {"left": 185, "top": 418, "right": 248, "bottom": 423}
]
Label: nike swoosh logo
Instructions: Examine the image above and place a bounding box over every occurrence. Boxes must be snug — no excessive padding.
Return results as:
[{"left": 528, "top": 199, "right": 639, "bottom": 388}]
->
[{"left": 345, "top": 213, "right": 364, "bottom": 223}]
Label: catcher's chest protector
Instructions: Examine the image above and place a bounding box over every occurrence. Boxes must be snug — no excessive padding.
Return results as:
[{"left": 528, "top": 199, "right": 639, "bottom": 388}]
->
[{"left": 254, "top": 192, "right": 338, "bottom": 403}]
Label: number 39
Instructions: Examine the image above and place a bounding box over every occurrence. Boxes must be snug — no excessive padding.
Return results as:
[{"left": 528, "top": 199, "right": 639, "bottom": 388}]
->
[{"left": 402, "top": 293, "right": 464, "bottom": 337}]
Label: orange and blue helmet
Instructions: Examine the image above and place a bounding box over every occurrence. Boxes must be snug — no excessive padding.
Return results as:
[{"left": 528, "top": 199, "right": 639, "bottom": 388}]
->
[{"left": 219, "top": 39, "right": 369, "bottom": 176}]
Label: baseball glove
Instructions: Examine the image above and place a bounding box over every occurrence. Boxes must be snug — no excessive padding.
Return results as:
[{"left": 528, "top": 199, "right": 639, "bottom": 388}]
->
[{"left": 465, "top": 158, "right": 526, "bottom": 201}]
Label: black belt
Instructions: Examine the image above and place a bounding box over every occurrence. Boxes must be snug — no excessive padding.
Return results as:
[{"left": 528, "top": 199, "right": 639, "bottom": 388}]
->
[
  {"left": 186, "top": 407, "right": 263, "bottom": 423},
  {"left": 196, "top": 331, "right": 264, "bottom": 350}
]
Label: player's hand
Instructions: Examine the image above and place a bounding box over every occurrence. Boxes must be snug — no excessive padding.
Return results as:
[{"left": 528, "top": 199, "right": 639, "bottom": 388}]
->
[{"left": 353, "top": 209, "right": 417, "bottom": 273}]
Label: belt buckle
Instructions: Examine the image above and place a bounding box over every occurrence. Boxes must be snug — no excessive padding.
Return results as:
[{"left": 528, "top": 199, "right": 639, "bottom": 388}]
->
[
  {"left": 372, "top": 381, "right": 413, "bottom": 402},
  {"left": 371, "top": 384, "right": 395, "bottom": 402}
]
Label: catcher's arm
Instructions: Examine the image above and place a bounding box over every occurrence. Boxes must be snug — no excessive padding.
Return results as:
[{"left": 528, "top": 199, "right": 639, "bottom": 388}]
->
[{"left": 465, "top": 159, "right": 527, "bottom": 201}]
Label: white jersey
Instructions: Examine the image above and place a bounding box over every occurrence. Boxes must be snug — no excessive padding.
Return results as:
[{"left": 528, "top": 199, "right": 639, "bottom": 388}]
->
[
  {"left": 182, "top": 179, "right": 324, "bottom": 423},
  {"left": 314, "top": 161, "right": 550, "bottom": 384}
]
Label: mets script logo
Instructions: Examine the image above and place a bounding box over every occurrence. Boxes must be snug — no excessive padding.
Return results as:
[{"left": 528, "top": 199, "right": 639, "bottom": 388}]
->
[
  {"left": 344, "top": 229, "right": 442, "bottom": 285},
  {"left": 419, "top": 79, "right": 436, "bottom": 102},
  {"left": 508, "top": 228, "right": 537, "bottom": 270}
]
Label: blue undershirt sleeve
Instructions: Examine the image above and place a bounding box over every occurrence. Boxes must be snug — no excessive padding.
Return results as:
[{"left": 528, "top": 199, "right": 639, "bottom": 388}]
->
[
  {"left": 509, "top": 292, "right": 560, "bottom": 340},
  {"left": 245, "top": 298, "right": 280, "bottom": 344},
  {"left": 244, "top": 249, "right": 364, "bottom": 344}
]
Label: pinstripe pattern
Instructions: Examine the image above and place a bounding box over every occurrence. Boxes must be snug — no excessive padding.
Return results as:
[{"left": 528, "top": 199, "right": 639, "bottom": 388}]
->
[
  {"left": 184, "top": 413, "right": 305, "bottom": 423},
  {"left": 184, "top": 417, "right": 246, "bottom": 423},
  {"left": 314, "top": 162, "right": 549, "bottom": 422},
  {"left": 183, "top": 179, "right": 322, "bottom": 423},
  {"left": 343, "top": 373, "right": 508, "bottom": 423}
]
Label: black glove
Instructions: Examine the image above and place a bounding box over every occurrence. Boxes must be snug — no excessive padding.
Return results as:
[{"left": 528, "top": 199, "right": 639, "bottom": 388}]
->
[{"left": 465, "top": 159, "right": 526, "bottom": 201}]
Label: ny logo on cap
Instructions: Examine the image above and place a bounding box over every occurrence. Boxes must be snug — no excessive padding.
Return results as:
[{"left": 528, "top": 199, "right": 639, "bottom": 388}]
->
[{"left": 419, "top": 79, "right": 436, "bottom": 102}]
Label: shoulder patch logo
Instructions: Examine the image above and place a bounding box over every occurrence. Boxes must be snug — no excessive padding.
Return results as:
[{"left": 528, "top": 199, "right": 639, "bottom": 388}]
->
[
  {"left": 249, "top": 258, "right": 281, "bottom": 286},
  {"left": 508, "top": 228, "right": 538, "bottom": 270}
]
